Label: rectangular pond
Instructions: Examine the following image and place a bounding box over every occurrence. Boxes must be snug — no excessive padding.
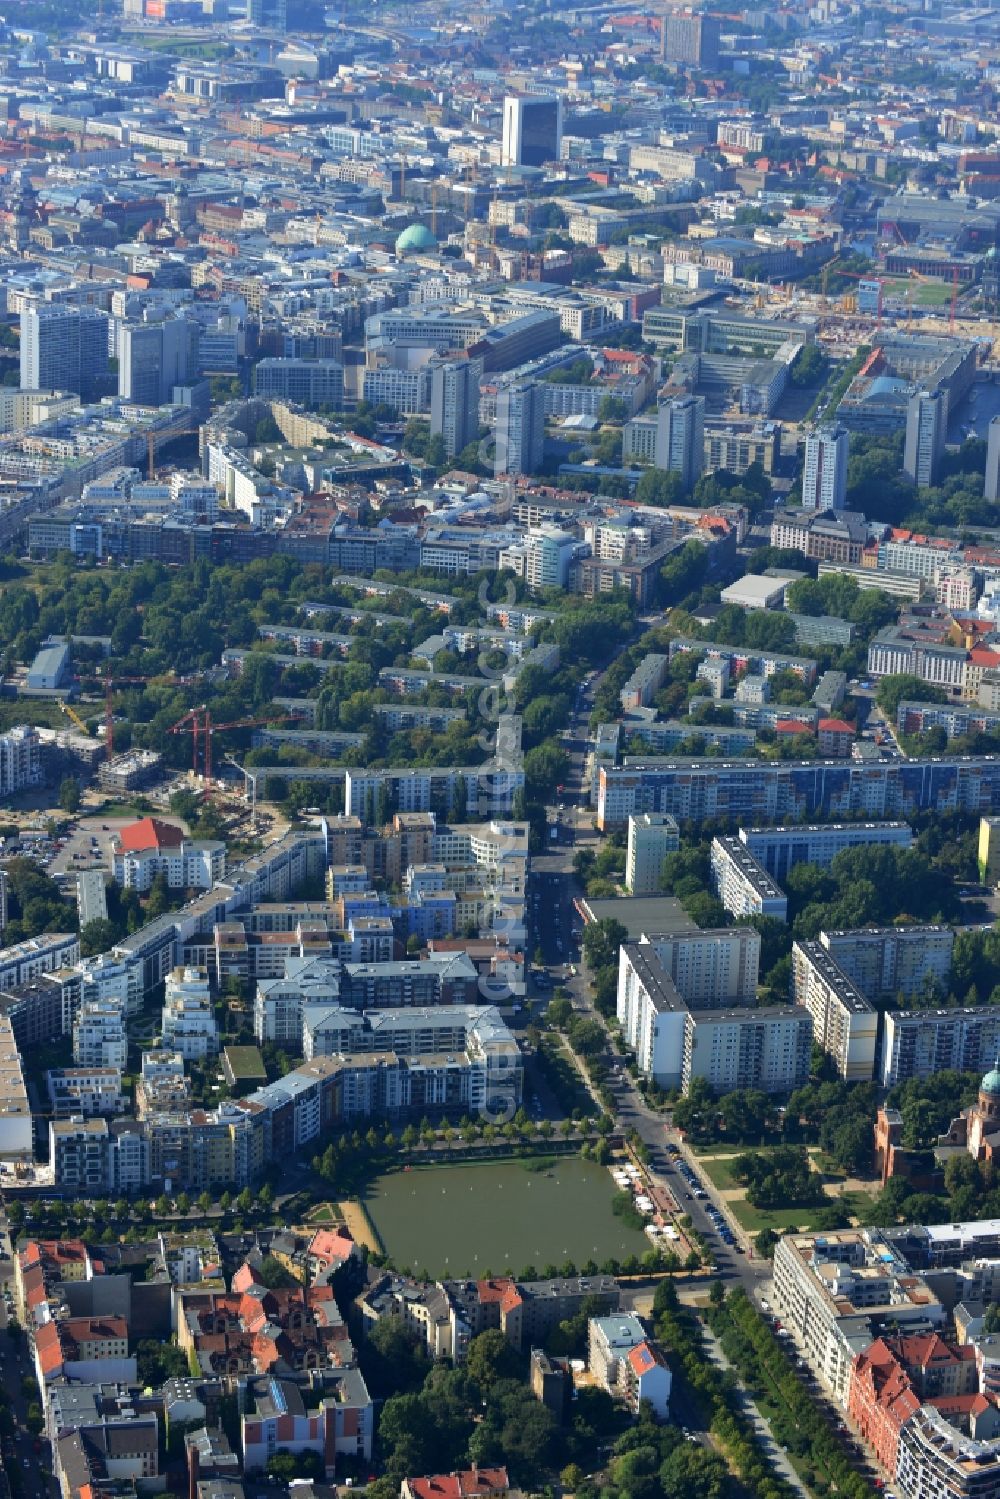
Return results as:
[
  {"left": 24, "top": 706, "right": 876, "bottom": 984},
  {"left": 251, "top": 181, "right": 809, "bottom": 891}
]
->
[{"left": 363, "top": 1155, "right": 650, "bottom": 1277}]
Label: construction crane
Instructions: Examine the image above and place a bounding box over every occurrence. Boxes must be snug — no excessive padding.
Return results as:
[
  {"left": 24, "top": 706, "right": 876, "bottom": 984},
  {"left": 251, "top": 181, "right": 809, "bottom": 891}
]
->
[
  {"left": 59, "top": 702, "right": 91, "bottom": 736},
  {"left": 170, "top": 709, "right": 303, "bottom": 790}
]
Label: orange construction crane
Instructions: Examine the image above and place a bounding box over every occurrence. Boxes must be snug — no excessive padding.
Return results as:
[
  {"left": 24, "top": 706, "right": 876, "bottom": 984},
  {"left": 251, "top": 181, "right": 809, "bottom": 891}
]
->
[{"left": 170, "top": 709, "right": 303, "bottom": 788}]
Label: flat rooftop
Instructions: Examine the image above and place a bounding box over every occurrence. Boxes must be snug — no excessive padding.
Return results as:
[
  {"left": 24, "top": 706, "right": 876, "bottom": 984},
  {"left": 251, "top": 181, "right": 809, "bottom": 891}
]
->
[{"left": 580, "top": 895, "right": 697, "bottom": 940}]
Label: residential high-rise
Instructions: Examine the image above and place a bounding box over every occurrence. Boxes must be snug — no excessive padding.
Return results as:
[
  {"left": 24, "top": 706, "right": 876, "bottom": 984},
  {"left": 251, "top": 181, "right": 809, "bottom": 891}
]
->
[
  {"left": 987, "top": 415, "right": 1000, "bottom": 503},
  {"left": 791, "top": 940, "right": 877, "bottom": 1082},
  {"left": 661, "top": 10, "right": 721, "bottom": 66},
  {"left": 0, "top": 725, "right": 42, "bottom": 798},
  {"left": 429, "top": 358, "right": 480, "bottom": 459},
  {"left": 20, "top": 306, "right": 110, "bottom": 401},
  {"left": 626, "top": 813, "right": 680, "bottom": 895},
  {"left": 903, "top": 389, "right": 945, "bottom": 487},
  {"left": 654, "top": 396, "right": 705, "bottom": 490},
  {"left": 119, "top": 318, "right": 199, "bottom": 407},
  {"left": 494, "top": 380, "right": 545, "bottom": 476},
  {"left": 501, "top": 95, "right": 563, "bottom": 168},
  {"left": 801, "top": 424, "right": 849, "bottom": 511}
]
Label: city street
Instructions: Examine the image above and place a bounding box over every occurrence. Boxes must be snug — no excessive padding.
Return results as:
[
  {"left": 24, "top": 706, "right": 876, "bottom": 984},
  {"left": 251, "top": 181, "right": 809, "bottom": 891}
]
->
[{"left": 0, "top": 1223, "right": 55, "bottom": 1499}]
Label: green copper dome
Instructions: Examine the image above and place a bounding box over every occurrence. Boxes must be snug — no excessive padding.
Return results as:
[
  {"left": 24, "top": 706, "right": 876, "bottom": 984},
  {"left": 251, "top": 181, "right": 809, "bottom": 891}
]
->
[
  {"left": 395, "top": 223, "right": 437, "bottom": 255},
  {"left": 983, "top": 1067, "right": 1000, "bottom": 1096}
]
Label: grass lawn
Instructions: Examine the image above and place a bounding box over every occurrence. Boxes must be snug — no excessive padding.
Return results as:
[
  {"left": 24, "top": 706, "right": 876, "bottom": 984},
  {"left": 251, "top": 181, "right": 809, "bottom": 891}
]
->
[
  {"left": 728, "top": 1199, "right": 830, "bottom": 1233},
  {"left": 698, "top": 1156, "right": 743, "bottom": 1190},
  {"left": 95, "top": 801, "right": 153, "bottom": 819},
  {"left": 881, "top": 276, "right": 953, "bottom": 308},
  {"left": 306, "top": 1202, "right": 345, "bottom": 1224}
]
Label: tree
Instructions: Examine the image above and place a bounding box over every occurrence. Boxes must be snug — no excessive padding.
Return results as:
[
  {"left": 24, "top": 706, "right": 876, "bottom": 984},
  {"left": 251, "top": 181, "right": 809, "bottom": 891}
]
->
[
  {"left": 789, "top": 343, "right": 828, "bottom": 388},
  {"left": 257, "top": 1255, "right": 298, "bottom": 1289},
  {"left": 466, "top": 1329, "right": 522, "bottom": 1391},
  {"left": 57, "top": 775, "right": 80, "bottom": 813},
  {"left": 635, "top": 468, "right": 685, "bottom": 508},
  {"left": 876, "top": 672, "right": 947, "bottom": 719},
  {"left": 80, "top": 917, "right": 117, "bottom": 957},
  {"left": 754, "top": 1227, "right": 779, "bottom": 1259},
  {"left": 145, "top": 870, "right": 171, "bottom": 919},
  {"left": 266, "top": 1449, "right": 323, "bottom": 1482},
  {"left": 582, "top": 918, "right": 627, "bottom": 973}
]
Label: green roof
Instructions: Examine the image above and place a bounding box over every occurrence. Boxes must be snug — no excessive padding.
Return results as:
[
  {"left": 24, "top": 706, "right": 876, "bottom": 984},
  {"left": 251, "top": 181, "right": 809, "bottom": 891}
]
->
[{"left": 222, "top": 1045, "right": 267, "bottom": 1083}]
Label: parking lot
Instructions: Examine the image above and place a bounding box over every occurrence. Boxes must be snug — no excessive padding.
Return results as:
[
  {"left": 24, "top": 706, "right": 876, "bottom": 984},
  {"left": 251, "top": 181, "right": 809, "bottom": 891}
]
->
[{"left": 48, "top": 813, "right": 188, "bottom": 877}]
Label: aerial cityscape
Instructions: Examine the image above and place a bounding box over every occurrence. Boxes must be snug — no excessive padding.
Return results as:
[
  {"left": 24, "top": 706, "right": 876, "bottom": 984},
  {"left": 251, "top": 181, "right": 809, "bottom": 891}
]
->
[{"left": 10, "top": 0, "right": 1000, "bottom": 1495}]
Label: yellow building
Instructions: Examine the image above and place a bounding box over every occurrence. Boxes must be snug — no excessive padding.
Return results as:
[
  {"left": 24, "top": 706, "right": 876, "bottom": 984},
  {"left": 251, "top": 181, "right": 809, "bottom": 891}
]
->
[{"left": 978, "top": 816, "right": 1000, "bottom": 885}]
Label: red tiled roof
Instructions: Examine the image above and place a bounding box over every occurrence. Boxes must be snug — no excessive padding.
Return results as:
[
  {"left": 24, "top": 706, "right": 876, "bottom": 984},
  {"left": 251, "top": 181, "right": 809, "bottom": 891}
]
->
[
  {"left": 116, "top": 816, "right": 184, "bottom": 853},
  {"left": 819, "top": 718, "right": 854, "bottom": 734},
  {"left": 406, "top": 1468, "right": 509, "bottom": 1499}
]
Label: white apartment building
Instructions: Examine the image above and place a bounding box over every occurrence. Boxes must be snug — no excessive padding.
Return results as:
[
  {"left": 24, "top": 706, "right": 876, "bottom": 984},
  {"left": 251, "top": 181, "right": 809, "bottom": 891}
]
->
[
  {"left": 896, "top": 1404, "right": 1000, "bottom": 1499},
  {"left": 791, "top": 940, "right": 878, "bottom": 1081},
  {"left": 500, "top": 525, "right": 577, "bottom": 591},
  {"left": 113, "top": 839, "right": 226, "bottom": 893},
  {"left": 818, "top": 925, "right": 953, "bottom": 1002},
  {"left": 801, "top": 424, "right": 848, "bottom": 512},
  {"left": 626, "top": 813, "right": 680, "bottom": 896},
  {"left": 0, "top": 933, "right": 80, "bottom": 993},
  {"left": 739, "top": 821, "right": 913, "bottom": 882},
  {"left": 46, "top": 1066, "right": 123, "bottom": 1119},
  {"left": 0, "top": 1014, "right": 31, "bottom": 1159},
  {"left": 710, "top": 836, "right": 788, "bottom": 922},
  {"left": 78, "top": 951, "right": 145, "bottom": 1019},
  {"left": 682, "top": 1005, "right": 811, "bottom": 1096},
  {"left": 643, "top": 927, "right": 760, "bottom": 1008},
  {"left": 0, "top": 725, "right": 42, "bottom": 798},
  {"left": 617, "top": 944, "right": 688, "bottom": 1086},
  {"left": 160, "top": 967, "right": 218, "bottom": 1061},
  {"left": 73, "top": 999, "right": 128, "bottom": 1071},
  {"left": 881, "top": 1007, "right": 1000, "bottom": 1088}
]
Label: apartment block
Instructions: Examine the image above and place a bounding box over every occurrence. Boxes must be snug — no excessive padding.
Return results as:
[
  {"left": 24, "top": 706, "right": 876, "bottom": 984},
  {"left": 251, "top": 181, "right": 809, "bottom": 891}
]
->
[
  {"left": 739, "top": 822, "right": 913, "bottom": 882},
  {"left": 643, "top": 927, "right": 761, "bottom": 1008},
  {"left": 881, "top": 1008, "right": 1000, "bottom": 1088},
  {"left": 617, "top": 934, "right": 772, "bottom": 1092},
  {"left": 0, "top": 724, "right": 43, "bottom": 797},
  {"left": 73, "top": 999, "right": 128, "bottom": 1071},
  {"left": 0, "top": 1013, "right": 31, "bottom": 1159},
  {"left": 710, "top": 836, "right": 788, "bottom": 922},
  {"left": 596, "top": 758, "right": 1000, "bottom": 830},
  {"left": 818, "top": 926, "right": 954, "bottom": 1003},
  {"left": 772, "top": 1229, "right": 945, "bottom": 1405},
  {"left": 791, "top": 940, "right": 878, "bottom": 1081},
  {"left": 0, "top": 933, "right": 81, "bottom": 992},
  {"left": 626, "top": 813, "right": 680, "bottom": 895},
  {"left": 682, "top": 1005, "right": 811, "bottom": 1096}
]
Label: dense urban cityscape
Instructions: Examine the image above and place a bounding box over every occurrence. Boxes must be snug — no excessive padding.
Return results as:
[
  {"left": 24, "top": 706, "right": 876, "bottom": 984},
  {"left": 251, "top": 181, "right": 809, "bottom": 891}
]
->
[{"left": 9, "top": 0, "right": 1000, "bottom": 1496}]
